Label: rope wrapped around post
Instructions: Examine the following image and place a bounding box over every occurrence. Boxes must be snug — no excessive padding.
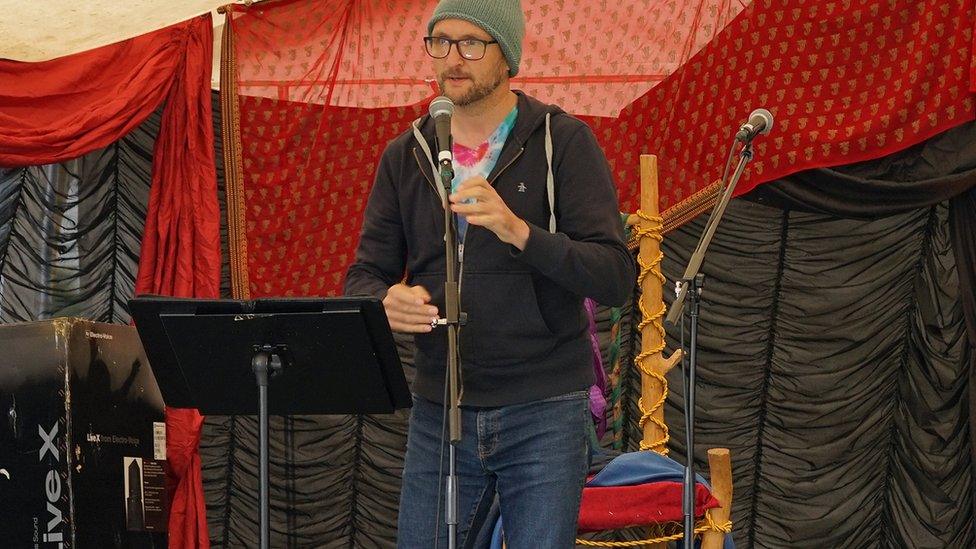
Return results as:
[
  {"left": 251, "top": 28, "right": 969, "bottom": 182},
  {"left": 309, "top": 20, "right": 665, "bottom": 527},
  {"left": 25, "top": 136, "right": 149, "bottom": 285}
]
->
[{"left": 574, "top": 156, "right": 732, "bottom": 549}]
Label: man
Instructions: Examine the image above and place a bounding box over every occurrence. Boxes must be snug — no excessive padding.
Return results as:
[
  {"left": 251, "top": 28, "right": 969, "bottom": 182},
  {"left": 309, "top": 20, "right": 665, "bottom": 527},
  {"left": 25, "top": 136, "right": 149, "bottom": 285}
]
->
[{"left": 344, "top": 0, "right": 635, "bottom": 546}]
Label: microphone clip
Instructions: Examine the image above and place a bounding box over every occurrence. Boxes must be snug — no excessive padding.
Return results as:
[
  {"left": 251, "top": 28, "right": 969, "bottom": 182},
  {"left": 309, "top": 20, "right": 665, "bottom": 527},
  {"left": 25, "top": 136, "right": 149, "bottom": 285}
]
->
[
  {"left": 439, "top": 158, "right": 454, "bottom": 190},
  {"left": 734, "top": 108, "right": 774, "bottom": 143}
]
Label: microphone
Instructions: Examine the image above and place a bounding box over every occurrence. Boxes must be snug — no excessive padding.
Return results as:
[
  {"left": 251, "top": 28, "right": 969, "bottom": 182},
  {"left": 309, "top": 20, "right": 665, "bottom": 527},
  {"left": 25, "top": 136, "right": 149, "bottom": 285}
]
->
[
  {"left": 735, "top": 108, "right": 774, "bottom": 142},
  {"left": 428, "top": 96, "right": 454, "bottom": 167}
]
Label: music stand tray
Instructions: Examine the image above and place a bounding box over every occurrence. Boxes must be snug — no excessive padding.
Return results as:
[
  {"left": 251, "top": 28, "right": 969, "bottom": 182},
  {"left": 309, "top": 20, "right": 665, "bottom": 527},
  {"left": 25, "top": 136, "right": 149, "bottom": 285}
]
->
[{"left": 129, "top": 295, "right": 410, "bottom": 548}]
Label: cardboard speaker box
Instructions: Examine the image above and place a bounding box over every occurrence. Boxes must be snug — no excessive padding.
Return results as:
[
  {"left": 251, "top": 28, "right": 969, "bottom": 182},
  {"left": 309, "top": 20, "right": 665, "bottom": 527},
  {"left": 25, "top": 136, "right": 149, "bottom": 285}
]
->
[{"left": 0, "top": 318, "right": 168, "bottom": 548}]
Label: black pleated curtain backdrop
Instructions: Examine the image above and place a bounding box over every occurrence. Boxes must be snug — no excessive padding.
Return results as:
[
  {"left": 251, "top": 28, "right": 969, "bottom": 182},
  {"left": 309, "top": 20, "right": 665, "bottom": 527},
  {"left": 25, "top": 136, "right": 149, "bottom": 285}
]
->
[
  {"left": 0, "top": 92, "right": 230, "bottom": 323},
  {"left": 0, "top": 100, "right": 972, "bottom": 548},
  {"left": 199, "top": 124, "right": 975, "bottom": 547},
  {"left": 0, "top": 114, "right": 153, "bottom": 323}
]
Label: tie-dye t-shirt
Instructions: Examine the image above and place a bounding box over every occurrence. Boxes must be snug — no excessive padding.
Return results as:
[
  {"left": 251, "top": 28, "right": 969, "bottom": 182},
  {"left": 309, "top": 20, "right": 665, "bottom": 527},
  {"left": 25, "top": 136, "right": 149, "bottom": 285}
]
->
[{"left": 452, "top": 106, "right": 518, "bottom": 241}]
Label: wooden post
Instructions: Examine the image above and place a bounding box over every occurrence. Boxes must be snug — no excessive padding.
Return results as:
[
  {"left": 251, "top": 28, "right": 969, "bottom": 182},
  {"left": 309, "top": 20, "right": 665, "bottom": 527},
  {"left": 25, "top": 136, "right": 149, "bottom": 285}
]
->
[
  {"left": 701, "top": 448, "right": 733, "bottom": 549},
  {"left": 636, "top": 154, "right": 683, "bottom": 549},
  {"left": 630, "top": 155, "right": 732, "bottom": 548},
  {"left": 636, "top": 154, "right": 682, "bottom": 454}
]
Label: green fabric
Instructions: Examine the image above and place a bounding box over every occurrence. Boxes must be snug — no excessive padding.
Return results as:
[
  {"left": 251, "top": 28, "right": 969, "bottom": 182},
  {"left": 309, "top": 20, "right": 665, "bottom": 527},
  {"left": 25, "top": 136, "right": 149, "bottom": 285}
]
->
[
  {"left": 428, "top": 0, "right": 525, "bottom": 76},
  {"left": 607, "top": 306, "right": 626, "bottom": 450}
]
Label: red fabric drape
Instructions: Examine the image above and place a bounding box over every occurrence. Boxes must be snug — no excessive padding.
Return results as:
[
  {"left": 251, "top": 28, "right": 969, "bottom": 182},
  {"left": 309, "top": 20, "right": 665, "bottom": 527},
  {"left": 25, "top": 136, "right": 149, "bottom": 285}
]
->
[
  {"left": 134, "top": 19, "right": 221, "bottom": 302},
  {"left": 221, "top": 0, "right": 744, "bottom": 298},
  {"left": 227, "top": 0, "right": 744, "bottom": 116},
  {"left": 227, "top": 0, "right": 976, "bottom": 299},
  {"left": 584, "top": 0, "right": 976, "bottom": 217},
  {"left": 163, "top": 408, "right": 209, "bottom": 549},
  {"left": 0, "top": 20, "right": 199, "bottom": 166},
  {"left": 232, "top": 97, "right": 424, "bottom": 298},
  {"left": 131, "top": 17, "right": 218, "bottom": 549},
  {"left": 1, "top": 16, "right": 218, "bottom": 549}
]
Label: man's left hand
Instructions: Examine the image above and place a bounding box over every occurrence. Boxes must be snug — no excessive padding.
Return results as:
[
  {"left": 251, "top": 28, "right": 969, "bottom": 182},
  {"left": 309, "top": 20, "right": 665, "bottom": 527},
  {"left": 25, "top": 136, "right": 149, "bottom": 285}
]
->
[{"left": 450, "top": 176, "right": 530, "bottom": 250}]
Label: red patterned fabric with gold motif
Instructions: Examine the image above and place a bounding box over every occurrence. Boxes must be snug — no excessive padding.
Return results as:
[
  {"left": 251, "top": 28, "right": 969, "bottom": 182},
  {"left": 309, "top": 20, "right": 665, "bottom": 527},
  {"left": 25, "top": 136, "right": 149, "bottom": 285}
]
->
[
  {"left": 236, "top": 96, "right": 425, "bottom": 296},
  {"left": 585, "top": 0, "right": 976, "bottom": 218},
  {"left": 226, "top": 0, "right": 976, "bottom": 298},
  {"left": 230, "top": 0, "right": 741, "bottom": 115}
]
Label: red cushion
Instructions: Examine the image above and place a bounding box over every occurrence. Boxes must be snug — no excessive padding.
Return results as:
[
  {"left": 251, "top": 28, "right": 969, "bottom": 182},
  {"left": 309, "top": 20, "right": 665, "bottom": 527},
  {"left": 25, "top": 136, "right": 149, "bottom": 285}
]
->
[{"left": 578, "top": 481, "right": 720, "bottom": 532}]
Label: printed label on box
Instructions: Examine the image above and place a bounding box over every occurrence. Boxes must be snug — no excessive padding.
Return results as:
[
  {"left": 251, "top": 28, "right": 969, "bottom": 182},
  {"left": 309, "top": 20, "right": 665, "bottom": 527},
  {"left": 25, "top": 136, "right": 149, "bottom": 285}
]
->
[
  {"left": 152, "top": 422, "right": 166, "bottom": 460},
  {"left": 122, "top": 457, "right": 168, "bottom": 532}
]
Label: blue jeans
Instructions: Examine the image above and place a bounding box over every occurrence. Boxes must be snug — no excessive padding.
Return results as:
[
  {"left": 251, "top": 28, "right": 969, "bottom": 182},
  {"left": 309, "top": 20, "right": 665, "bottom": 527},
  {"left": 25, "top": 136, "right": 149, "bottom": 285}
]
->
[{"left": 397, "top": 391, "right": 591, "bottom": 549}]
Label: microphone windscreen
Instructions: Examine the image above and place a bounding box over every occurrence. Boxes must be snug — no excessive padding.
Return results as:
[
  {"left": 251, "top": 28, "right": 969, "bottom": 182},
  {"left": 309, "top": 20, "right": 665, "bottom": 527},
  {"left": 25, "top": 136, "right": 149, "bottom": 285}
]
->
[
  {"left": 429, "top": 96, "right": 454, "bottom": 119},
  {"left": 750, "top": 108, "right": 774, "bottom": 135}
]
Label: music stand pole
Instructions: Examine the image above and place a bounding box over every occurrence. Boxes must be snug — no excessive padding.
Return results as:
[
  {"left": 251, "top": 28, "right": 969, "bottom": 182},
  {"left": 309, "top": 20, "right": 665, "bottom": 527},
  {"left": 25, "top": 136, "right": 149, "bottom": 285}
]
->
[{"left": 252, "top": 346, "right": 283, "bottom": 549}]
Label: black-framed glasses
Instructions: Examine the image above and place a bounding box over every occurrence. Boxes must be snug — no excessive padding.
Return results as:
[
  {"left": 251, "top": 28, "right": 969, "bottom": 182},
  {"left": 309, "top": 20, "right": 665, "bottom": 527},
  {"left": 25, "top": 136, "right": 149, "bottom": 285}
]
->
[{"left": 424, "top": 36, "right": 498, "bottom": 61}]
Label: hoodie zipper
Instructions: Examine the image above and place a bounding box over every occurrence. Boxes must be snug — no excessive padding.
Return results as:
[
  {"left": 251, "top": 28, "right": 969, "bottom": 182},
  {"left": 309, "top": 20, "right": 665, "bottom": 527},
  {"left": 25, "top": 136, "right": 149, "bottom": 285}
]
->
[
  {"left": 412, "top": 141, "right": 525, "bottom": 297},
  {"left": 456, "top": 145, "right": 524, "bottom": 322},
  {"left": 412, "top": 147, "right": 442, "bottom": 198},
  {"left": 412, "top": 135, "right": 527, "bottom": 404}
]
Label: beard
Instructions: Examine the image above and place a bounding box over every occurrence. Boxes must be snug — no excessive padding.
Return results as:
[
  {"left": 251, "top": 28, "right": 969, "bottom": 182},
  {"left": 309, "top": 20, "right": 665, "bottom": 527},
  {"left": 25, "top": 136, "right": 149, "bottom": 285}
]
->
[{"left": 438, "top": 62, "right": 506, "bottom": 107}]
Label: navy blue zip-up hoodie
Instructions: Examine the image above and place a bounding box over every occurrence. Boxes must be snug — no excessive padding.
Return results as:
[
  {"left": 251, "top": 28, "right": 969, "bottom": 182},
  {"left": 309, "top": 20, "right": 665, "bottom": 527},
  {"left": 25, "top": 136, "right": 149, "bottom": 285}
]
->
[{"left": 344, "top": 91, "right": 635, "bottom": 406}]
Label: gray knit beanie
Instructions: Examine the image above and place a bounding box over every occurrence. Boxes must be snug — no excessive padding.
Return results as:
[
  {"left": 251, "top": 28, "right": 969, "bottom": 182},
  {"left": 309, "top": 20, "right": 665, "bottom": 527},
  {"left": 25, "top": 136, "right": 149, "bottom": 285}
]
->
[{"left": 427, "top": 0, "right": 525, "bottom": 77}]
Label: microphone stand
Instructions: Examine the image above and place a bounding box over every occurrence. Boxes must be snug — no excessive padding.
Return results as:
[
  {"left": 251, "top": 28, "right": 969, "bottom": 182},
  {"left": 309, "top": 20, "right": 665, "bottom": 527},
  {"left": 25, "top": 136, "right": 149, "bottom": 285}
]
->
[
  {"left": 666, "top": 139, "right": 755, "bottom": 549},
  {"left": 435, "top": 153, "right": 464, "bottom": 549}
]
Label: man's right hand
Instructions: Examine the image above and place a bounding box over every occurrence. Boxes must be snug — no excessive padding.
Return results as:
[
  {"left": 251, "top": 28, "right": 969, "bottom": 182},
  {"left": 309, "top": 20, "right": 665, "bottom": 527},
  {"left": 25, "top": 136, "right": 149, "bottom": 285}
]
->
[{"left": 382, "top": 283, "right": 439, "bottom": 333}]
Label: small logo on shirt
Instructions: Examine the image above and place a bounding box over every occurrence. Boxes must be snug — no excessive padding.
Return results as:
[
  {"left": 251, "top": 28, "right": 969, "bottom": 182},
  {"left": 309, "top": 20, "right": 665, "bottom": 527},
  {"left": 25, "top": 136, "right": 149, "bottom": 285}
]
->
[{"left": 517, "top": 182, "right": 527, "bottom": 193}]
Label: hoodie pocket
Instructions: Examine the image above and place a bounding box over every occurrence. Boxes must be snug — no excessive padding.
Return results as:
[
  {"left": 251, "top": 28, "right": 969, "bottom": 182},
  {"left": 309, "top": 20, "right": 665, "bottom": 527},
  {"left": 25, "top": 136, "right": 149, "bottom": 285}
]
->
[{"left": 459, "top": 271, "right": 556, "bottom": 366}]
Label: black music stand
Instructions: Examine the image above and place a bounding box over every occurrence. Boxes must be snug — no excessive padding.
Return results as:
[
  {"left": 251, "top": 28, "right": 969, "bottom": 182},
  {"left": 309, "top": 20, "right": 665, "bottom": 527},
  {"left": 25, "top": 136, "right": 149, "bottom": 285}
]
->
[{"left": 129, "top": 296, "right": 411, "bottom": 549}]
